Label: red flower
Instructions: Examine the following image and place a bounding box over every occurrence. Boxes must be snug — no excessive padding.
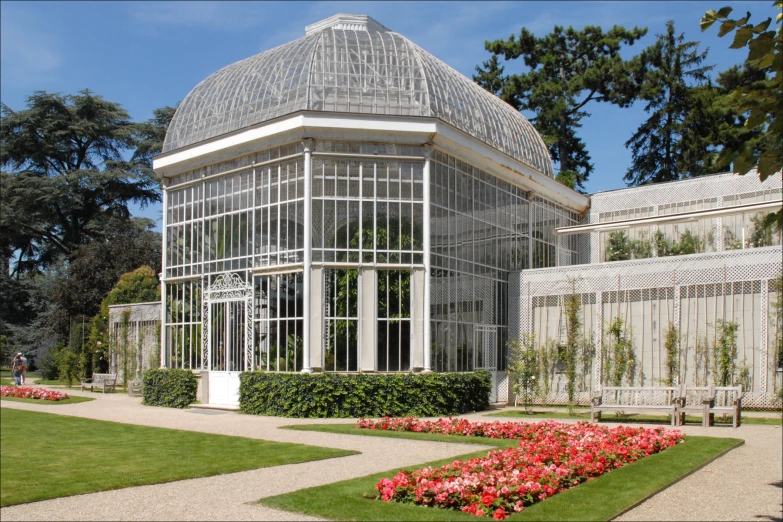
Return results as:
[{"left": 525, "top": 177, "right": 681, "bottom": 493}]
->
[{"left": 366, "top": 417, "right": 683, "bottom": 518}]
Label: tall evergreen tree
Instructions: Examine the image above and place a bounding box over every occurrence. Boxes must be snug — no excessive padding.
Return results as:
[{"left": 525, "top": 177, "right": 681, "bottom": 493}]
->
[
  {"left": 623, "top": 21, "right": 714, "bottom": 186},
  {"left": 475, "top": 24, "right": 647, "bottom": 190},
  {"left": 0, "top": 90, "right": 164, "bottom": 274}
]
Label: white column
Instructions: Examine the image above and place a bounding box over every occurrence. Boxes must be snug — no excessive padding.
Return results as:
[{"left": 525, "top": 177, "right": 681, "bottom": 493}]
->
[
  {"left": 309, "top": 267, "right": 324, "bottom": 371},
  {"left": 360, "top": 267, "right": 377, "bottom": 372},
  {"left": 159, "top": 180, "right": 168, "bottom": 368},
  {"left": 422, "top": 144, "right": 433, "bottom": 372},
  {"left": 302, "top": 139, "right": 314, "bottom": 373}
]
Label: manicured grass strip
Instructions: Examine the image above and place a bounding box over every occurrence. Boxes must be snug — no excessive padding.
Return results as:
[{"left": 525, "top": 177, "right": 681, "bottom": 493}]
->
[
  {"left": 0, "top": 409, "right": 356, "bottom": 506},
  {"left": 1, "top": 396, "right": 95, "bottom": 405},
  {"left": 283, "top": 423, "right": 518, "bottom": 448},
  {"left": 486, "top": 410, "right": 588, "bottom": 420},
  {"left": 260, "top": 426, "right": 741, "bottom": 521},
  {"left": 511, "top": 436, "right": 742, "bottom": 521},
  {"left": 0, "top": 378, "right": 12, "bottom": 386},
  {"left": 487, "top": 409, "right": 782, "bottom": 425}
]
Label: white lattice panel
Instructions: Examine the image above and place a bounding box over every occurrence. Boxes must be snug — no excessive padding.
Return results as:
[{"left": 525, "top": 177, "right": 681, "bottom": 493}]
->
[{"left": 589, "top": 171, "right": 781, "bottom": 220}]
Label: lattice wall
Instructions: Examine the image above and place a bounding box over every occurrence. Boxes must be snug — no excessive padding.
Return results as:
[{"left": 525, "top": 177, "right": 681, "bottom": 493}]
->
[
  {"left": 513, "top": 248, "right": 783, "bottom": 409},
  {"left": 108, "top": 302, "right": 162, "bottom": 383}
]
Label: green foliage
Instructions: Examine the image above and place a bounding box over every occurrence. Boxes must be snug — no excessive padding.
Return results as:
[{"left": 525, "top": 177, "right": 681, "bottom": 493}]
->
[
  {"left": 142, "top": 368, "right": 197, "bottom": 408},
  {"left": 713, "top": 320, "right": 739, "bottom": 386},
  {"left": 605, "top": 231, "right": 633, "bottom": 261},
  {"left": 0, "top": 90, "right": 161, "bottom": 273},
  {"left": 773, "top": 273, "right": 783, "bottom": 383},
  {"left": 624, "top": 20, "right": 715, "bottom": 186},
  {"left": 604, "top": 318, "right": 637, "bottom": 386},
  {"left": 506, "top": 335, "right": 539, "bottom": 413},
  {"left": 239, "top": 371, "right": 492, "bottom": 418},
  {"left": 57, "top": 348, "right": 80, "bottom": 386},
  {"left": 475, "top": 24, "right": 647, "bottom": 190},
  {"left": 563, "top": 287, "right": 583, "bottom": 410},
  {"left": 701, "top": 3, "right": 783, "bottom": 228},
  {"left": 100, "top": 266, "right": 160, "bottom": 318},
  {"left": 663, "top": 324, "right": 681, "bottom": 386}
]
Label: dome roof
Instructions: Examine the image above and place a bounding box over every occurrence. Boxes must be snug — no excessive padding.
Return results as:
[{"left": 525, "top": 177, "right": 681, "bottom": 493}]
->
[{"left": 163, "top": 14, "right": 554, "bottom": 177}]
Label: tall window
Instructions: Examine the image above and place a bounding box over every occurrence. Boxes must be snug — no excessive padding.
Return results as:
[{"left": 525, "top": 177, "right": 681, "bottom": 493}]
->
[
  {"left": 254, "top": 272, "right": 304, "bottom": 372},
  {"left": 165, "top": 279, "right": 203, "bottom": 369},
  {"left": 312, "top": 159, "right": 424, "bottom": 263},
  {"left": 377, "top": 270, "right": 411, "bottom": 372},
  {"left": 324, "top": 268, "right": 359, "bottom": 371}
]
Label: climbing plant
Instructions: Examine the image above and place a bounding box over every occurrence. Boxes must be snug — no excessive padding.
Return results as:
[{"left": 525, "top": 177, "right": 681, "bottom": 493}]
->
[
  {"left": 604, "top": 318, "right": 637, "bottom": 386},
  {"left": 506, "top": 334, "right": 539, "bottom": 413},
  {"left": 563, "top": 285, "right": 581, "bottom": 412},
  {"left": 713, "top": 320, "right": 739, "bottom": 386},
  {"left": 663, "top": 324, "right": 680, "bottom": 386}
]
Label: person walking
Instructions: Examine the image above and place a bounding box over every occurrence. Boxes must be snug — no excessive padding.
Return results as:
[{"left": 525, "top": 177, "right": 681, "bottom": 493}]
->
[
  {"left": 11, "top": 353, "right": 25, "bottom": 386},
  {"left": 20, "top": 353, "right": 28, "bottom": 384}
]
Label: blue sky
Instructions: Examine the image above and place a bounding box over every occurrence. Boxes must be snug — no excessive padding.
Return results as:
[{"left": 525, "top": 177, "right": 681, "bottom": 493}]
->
[{"left": 1, "top": 1, "right": 772, "bottom": 229}]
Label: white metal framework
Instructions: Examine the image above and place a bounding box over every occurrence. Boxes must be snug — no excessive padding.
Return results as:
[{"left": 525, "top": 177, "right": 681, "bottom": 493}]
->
[
  {"left": 162, "top": 15, "right": 554, "bottom": 178},
  {"left": 153, "top": 14, "right": 629, "bottom": 407}
]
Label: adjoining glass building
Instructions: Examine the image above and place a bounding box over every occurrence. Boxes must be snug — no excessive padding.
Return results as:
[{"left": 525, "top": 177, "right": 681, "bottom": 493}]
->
[{"left": 153, "top": 14, "right": 587, "bottom": 406}]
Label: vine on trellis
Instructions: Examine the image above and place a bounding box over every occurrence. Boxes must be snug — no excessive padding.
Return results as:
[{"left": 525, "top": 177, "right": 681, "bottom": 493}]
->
[
  {"left": 713, "top": 320, "right": 739, "bottom": 387},
  {"left": 506, "top": 334, "right": 539, "bottom": 414},
  {"left": 603, "top": 318, "right": 636, "bottom": 386},
  {"left": 663, "top": 324, "right": 680, "bottom": 386}
]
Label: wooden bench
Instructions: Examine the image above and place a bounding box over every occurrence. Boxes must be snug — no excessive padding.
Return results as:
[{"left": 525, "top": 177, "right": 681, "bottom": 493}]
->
[
  {"left": 677, "top": 385, "right": 713, "bottom": 426},
  {"left": 705, "top": 385, "right": 743, "bottom": 428},
  {"left": 81, "top": 373, "right": 117, "bottom": 393},
  {"left": 591, "top": 386, "right": 680, "bottom": 426}
]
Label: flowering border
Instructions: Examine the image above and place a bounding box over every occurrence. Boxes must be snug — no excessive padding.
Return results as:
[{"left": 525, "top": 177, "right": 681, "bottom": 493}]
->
[
  {"left": 1, "top": 386, "right": 71, "bottom": 401},
  {"left": 360, "top": 418, "right": 683, "bottom": 519}
]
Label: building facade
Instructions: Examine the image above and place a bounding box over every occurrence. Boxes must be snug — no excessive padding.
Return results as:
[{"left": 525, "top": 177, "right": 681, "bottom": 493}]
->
[
  {"left": 149, "top": 14, "right": 782, "bottom": 409},
  {"left": 512, "top": 173, "right": 783, "bottom": 409},
  {"left": 153, "top": 14, "right": 588, "bottom": 406}
]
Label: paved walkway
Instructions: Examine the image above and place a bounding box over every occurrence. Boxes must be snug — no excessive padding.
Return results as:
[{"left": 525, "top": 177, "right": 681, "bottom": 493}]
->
[{"left": 1, "top": 391, "right": 781, "bottom": 521}]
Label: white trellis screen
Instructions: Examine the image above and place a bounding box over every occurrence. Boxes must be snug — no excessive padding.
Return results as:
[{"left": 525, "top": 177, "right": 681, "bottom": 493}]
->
[
  {"left": 512, "top": 247, "right": 782, "bottom": 409},
  {"left": 108, "top": 302, "right": 162, "bottom": 383}
]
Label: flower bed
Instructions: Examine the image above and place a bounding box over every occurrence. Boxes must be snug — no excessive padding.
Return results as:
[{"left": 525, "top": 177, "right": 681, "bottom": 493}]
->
[
  {"left": 0, "top": 386, "right": 71, "bottom": 401},
  {"left": 365, "top": 418, "right": 683, "bottom": 519}
]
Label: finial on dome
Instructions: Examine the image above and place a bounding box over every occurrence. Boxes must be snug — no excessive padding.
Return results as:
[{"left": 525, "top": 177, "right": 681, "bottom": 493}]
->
[{"left": 305, "top": 14, "right": 390, "bottom": 36}]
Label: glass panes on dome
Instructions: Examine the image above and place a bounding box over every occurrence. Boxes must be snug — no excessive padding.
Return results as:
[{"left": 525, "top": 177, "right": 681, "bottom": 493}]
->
[{"left": 162, "top": 16, "right": 555, "bottom": 178}]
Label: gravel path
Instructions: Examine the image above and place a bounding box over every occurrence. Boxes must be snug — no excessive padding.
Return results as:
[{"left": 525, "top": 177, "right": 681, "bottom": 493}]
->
[{"left": 1, "top": 392, "right": 780, "bottom": 521}]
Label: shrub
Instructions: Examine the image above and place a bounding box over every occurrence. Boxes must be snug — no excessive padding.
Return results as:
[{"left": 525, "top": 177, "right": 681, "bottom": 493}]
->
[
  {"left": 239, "top": 371, "right": 492, "bottom": 418},
  {"left": 142, "top": 368, "right": 197, "bottom": 408}
]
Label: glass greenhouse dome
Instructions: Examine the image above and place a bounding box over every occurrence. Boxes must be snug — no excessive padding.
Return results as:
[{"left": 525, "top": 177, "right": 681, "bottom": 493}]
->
[{"left": 153, "top": 14, "right": 590, "bottom": 406}]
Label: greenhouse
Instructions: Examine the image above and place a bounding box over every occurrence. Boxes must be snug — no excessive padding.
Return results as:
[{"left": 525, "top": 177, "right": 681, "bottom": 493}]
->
[
  {"left": 151, "top": 13, "right": 782, "bottom": 408},
  {"left": 152, "top": 14, "right": 585, "bottom": 406}
]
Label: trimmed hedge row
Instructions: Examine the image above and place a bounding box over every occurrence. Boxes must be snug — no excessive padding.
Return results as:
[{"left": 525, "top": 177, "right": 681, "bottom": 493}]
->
[
  {"left": 239, "top": 371, "right": 491, "bottom": 418},
  {"left": 143, "top": 368, "right": 198, "bottom": 408}
]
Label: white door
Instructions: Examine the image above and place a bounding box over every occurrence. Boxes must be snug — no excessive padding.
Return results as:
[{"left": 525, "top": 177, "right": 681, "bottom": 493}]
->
[
  {"left": 208, "top": 300, "right": 245, "bottom": 406},
  {"left": 475, "top": 326, "right": 498, "bottom": 403}
]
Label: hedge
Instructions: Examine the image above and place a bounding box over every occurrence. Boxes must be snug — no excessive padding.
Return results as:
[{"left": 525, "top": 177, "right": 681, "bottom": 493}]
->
[
  {"left": 142, "top": 368, "right": 198, "bottom": 408},
  {"left": 239, "top": 371, "right": 491, "bottom": 418}
]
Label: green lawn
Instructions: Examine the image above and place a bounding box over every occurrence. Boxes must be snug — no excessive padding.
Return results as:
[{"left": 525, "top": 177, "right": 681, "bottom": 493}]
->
[
  {"left": 1, "top": 396, "right": 95, "bottom": 405},
  {"left": 0, "top": 409, "right": 357, "bottom": 506},
  {"left": 486, "top": 409, "right": 782, "bottom": 426},
  {"left": 263, "top": 424, "right": 742, "bottom": 521}
]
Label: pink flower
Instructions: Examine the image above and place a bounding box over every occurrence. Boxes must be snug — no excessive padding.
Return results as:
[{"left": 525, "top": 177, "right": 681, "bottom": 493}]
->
[{"left": 367, "top": 417, "right": 683, "bottom": 518}]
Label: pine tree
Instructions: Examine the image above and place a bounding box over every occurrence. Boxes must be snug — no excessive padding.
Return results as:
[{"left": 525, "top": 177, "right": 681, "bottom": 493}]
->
[
  {"left": 475, "top": 24, "right": 647, "bottom": 191},
  {"left": 624, "top": 21, "right": 714, "bottom": 186}
]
